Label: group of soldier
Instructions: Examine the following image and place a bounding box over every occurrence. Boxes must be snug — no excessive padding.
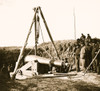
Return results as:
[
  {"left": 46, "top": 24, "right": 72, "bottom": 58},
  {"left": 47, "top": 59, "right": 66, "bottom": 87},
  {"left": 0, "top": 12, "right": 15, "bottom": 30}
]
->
[
  {"left": 44, "top": 33, "right": 100, "bottom": 74},
  {"left": 53, "top": 33, "right": 100, "bottom": 74},
  {"left": 71, "top": 33, "right": 100, "bottom": 74}
]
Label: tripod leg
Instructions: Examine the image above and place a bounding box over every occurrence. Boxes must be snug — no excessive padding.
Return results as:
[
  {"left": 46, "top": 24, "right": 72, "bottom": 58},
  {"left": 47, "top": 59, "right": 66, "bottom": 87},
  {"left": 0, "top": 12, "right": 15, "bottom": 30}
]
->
[
  {"left": 39, "top": 7, "right": 60, "bottom": 59},
  {"left": 10, "top": 8, "right": 38, "bottom": 80}
]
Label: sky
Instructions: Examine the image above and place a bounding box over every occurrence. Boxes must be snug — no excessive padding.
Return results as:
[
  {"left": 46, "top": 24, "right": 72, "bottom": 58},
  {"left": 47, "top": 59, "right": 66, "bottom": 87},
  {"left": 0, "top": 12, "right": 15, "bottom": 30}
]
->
[{"left": 0, "top": 0, "right": 100, "bottom": 46}]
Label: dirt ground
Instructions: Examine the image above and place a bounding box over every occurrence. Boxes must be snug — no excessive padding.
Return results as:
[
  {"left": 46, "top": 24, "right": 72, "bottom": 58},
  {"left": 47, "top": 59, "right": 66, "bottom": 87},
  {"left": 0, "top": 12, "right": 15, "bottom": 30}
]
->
[{"left": 0, "top": 71, "right": 100, "bottom": 91}]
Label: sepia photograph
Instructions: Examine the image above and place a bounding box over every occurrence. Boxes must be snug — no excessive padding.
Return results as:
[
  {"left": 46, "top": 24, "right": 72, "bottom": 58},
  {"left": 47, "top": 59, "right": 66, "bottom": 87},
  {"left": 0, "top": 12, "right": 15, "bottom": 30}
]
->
[{"left": 0, "top": 0, "right": 100, "bottom": 91}]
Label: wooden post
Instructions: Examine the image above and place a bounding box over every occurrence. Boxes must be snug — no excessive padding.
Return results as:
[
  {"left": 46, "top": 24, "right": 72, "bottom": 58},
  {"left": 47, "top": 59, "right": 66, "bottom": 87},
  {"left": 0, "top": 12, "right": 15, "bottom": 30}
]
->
[
  {"left": 34, "top": 11, "right": 37, "bottom": 55},
  {"left": 11, "top": 8, "right": 38, "bottom": 79},
  {"left": 34, "top": 8, "right": 40, "bottom": 56}
]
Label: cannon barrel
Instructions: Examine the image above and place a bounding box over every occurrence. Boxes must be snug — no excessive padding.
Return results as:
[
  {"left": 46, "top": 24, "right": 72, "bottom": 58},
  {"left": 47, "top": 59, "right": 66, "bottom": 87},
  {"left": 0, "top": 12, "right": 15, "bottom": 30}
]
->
[{"left": 25, "top": 55, "right": 66, "bottom": 66}]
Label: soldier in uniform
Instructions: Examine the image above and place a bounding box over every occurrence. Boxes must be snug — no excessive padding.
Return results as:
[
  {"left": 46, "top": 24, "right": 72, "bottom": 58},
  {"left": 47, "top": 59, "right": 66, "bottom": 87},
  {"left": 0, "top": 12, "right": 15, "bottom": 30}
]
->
[
  {"left": 96, "top": 43, "right": 100, "bottom": 74},
  {"left": 66, "top": 43, "right": 72, "bottom": 58},
  {"left": 92, "top": 42, "right": 100, "bottom": 74},
  {"left": 74, "top": 43, "right": 81, "bottom": 72},
  {"left": 80, "top": 42, "right": 86, "bottom": 71},
  {"left": 92, "top": 42, "right": 98, "bottom": 72},
  {"left": 63, "top": 43, "right": 67, "bottom": 52},
  {"left": 48, "top": 57, "right": 56, "bottom": 74},
  {"left": 0, "top": 64, "right": 10, "bottom": 79},
  {"left": 87, "top": 34, "right": 91, "bottom": 43},
  {"left": 58, "top": 44, "right": 63, "bottom": 59},
  {"left": 85, "top": 39, "right": 92, "bottom": 69},
  {"left": 80, "top": 33, "right": 86, "bottom": 43}
]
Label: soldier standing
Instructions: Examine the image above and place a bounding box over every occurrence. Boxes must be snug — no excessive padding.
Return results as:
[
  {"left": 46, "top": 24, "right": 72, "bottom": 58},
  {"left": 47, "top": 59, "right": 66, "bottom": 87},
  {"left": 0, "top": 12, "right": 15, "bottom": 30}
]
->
[
  {"left": 80, "top": 42, "right": 86, "bottom": 71},
  {"left": 92, "top": 42, "right": 98, "bottom": 72},
  {"left": 85, "top": 40, "right": 92, "bottom": 69},
  {"left": 92, "top": 42, "right": 100, "bottom": 74},
  {"left": 80, "top": 33, "right": 86, "bottom": 43},
  {"left": 74, "top": 43, "right": 81, "bottom": 72},
  {"left": 1, "top": 64, "right": 10, "bottom": 79},
  {"left": 58, "top": 44, "right": 63, "bottom": 59},
  {"left": 87, "top": 34, "right": 91, "bottom": 43}
]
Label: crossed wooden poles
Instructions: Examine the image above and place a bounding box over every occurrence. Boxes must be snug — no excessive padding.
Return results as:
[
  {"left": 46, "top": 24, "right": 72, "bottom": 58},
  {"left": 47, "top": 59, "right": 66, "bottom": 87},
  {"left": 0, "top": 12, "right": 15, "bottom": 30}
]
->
[{"left": 10, "top": 6, "right": 60, "bottom": 79}]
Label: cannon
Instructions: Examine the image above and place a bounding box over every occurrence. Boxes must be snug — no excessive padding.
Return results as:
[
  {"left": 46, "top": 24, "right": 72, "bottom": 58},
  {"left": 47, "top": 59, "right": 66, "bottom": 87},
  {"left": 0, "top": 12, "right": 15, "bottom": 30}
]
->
[{"left": 14, "top": 55, "right": 70, "bottom": 79}]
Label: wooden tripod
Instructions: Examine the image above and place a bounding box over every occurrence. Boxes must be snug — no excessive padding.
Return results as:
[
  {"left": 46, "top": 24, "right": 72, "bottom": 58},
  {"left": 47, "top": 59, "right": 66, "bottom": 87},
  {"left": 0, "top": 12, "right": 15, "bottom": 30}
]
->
[{"left": 10, "top": 6, "right": 60, "bottom": 79}]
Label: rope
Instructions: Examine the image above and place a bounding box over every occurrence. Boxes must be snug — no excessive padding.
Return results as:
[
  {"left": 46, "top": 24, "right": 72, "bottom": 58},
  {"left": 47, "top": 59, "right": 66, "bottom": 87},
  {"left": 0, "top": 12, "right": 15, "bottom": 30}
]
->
[{"left": 27, "top": 48, "right": 34, "bottom": 55}]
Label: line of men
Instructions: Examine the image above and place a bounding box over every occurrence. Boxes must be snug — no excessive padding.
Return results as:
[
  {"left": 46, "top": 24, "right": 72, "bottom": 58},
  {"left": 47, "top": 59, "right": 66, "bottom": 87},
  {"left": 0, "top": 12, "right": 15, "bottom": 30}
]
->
[
  {"left": 74, "top": 34, "right": 100, "bottom": 74},
  {"left": 55, "top": 33, "right": 100, "bottom": 74}
]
